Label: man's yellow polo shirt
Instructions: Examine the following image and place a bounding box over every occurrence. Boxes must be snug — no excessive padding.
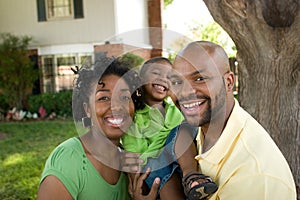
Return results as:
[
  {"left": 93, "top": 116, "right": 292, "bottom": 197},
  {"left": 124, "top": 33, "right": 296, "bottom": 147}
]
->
[{"left": 195, "top": 99, "right": 296, "bottom": 199}]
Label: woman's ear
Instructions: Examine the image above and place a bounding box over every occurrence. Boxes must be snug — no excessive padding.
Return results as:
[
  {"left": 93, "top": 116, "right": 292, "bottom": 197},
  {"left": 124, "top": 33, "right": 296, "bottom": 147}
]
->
[{"left": 83, "top": 102, "right": 91, "bottom": 118}]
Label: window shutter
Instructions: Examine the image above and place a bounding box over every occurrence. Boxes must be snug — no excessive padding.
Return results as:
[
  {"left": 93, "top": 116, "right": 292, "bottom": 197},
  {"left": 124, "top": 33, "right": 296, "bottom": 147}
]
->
[
  {"left": 73, "top": 0, "right": 84, "bottom": 19},
  {"left": 37, "top": 0, "right": 46, "bottom": 21}
]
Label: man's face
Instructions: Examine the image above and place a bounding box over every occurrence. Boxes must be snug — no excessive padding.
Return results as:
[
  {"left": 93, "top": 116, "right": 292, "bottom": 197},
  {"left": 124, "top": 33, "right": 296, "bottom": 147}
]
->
[{"left": 169, "top": 55, "right": 227, "bottom": 127}]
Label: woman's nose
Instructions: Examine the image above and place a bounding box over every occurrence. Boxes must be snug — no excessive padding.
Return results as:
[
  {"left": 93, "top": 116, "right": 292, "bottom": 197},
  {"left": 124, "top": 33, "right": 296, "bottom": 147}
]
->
[{"left": 110, "top": 96, "right": 123, "bottom": 111}]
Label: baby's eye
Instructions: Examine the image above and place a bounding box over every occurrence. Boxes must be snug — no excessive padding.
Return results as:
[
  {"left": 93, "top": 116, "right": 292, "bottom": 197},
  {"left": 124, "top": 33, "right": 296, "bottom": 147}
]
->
[
  {"left": 152, "top": 71, "right": 160, "bottom": 75},
  {"left": 171, "top": 79, "right": 183, "bottom": 86}
]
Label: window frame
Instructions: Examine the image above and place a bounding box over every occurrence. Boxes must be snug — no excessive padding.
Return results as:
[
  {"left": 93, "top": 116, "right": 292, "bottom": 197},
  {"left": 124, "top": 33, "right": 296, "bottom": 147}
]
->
[
  {"left": 41, "top": 53, "right": 93, "bottom": 93},
  {"left": 37, "top": 0, "right": 84, "bottom": 22},
  {"left": 46, "top": 0, "right": 74, "bottom": 20}
]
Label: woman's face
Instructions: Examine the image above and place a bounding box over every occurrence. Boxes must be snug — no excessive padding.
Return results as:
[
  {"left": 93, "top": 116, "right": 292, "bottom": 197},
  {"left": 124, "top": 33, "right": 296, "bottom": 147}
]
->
[{"left": 87, "top": 74, "right": 134, "bottom": 143}]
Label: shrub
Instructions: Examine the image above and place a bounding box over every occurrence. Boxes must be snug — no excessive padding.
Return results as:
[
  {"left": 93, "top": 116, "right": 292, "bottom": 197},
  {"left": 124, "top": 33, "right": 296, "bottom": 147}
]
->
[
  {"left": 117, "top": 53, "right": 144, "bottom": 70},
  {"left": 0, "top": 95, "right": 9, "bottom": 111},
  {"left": 28, "top": 90, "right": 72, "bottom": 118},
  {"left": 0, "top": 33, "right": 39, "bottom": 110}
]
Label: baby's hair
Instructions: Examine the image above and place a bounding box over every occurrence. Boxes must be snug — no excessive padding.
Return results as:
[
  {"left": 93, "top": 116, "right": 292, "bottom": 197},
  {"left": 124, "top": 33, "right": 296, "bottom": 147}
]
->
[{"left": 139, "top": 57, "right": 172, "bottom": 78}]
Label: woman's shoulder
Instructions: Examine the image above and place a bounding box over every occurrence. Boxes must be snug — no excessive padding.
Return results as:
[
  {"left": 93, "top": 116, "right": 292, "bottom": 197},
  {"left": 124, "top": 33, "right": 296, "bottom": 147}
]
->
[
  {"left": 57, "top": 137, "right": 82, "bottom": 148},
  {"left": 41, "top": 137, "right": 88, "bottom": 198},
  {"left": 47, "top": 137, "right": 85, "bottom": 165}
]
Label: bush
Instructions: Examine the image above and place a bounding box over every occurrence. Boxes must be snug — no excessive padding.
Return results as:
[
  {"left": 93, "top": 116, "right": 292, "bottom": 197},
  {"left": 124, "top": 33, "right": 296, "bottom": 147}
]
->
[
  {"left": 28, "top": 90, "right": 72, "bottom": 118},
  {"left": 0, "top": 95, "right": 9, "bottom": 111},
  {"left": 0, "top": 33, "right": 39, "bottom": 110},
  {"left": 117, "top": 53, "right": 144, "bottom": 70}
]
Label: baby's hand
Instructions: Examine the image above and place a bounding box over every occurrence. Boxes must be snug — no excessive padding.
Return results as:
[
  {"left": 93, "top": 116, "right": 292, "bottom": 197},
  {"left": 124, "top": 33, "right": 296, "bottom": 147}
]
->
[{"left": 120, "top": 151, "right": 144, "bottom": 173}]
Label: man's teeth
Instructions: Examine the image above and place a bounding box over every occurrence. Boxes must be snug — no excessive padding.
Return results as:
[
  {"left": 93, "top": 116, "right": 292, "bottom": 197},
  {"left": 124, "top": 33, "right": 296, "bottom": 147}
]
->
[
  {"left": 183, "top": 102, "right": 202, "bottom": 109},
  {"left": 108, "top": 118, "right": 123, "bottom": 125}
]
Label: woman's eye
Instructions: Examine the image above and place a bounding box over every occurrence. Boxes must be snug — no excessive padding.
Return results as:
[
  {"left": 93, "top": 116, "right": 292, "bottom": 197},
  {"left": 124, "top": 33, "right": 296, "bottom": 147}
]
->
[
  {"left": 120, "top": 95, "right": 131, "bottom": 101},
  {"left": 98, "top": 96, "right": 110, "bottom": 101}
]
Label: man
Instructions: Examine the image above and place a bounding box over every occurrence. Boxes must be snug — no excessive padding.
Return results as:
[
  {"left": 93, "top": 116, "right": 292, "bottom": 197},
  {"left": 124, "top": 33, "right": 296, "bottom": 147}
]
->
[{"left": 168, "top": 41, "right": 296, "bottom": 199}]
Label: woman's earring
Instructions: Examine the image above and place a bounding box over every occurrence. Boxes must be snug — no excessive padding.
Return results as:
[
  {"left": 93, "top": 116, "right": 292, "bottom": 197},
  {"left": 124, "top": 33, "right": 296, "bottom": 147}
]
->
[
  {"left": 136, "top": 89, "right": 142, "bottom": 97},
  {"left": 82, "top": 117, "right": 91, "bottom": 128}
]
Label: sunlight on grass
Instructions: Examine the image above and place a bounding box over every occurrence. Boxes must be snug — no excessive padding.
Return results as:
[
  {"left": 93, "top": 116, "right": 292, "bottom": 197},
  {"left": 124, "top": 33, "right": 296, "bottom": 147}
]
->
[
  {"left": 3, "top": 153, "right": 25, "bottom": 166},
  {"left": 0, "top": 120, "right": 77, "bottom": 199}
]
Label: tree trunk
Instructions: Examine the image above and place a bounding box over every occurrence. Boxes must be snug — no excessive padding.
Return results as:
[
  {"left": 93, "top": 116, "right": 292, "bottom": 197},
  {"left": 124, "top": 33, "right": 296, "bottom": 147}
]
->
[{"left": 203, "top": 0, "right": 300, "bottom": 198}]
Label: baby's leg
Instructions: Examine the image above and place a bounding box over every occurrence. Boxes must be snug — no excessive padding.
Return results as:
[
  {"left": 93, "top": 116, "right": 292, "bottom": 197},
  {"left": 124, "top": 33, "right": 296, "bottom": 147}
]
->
[{"left": 159, "top": 173, "right": 185, "bottom": 200}]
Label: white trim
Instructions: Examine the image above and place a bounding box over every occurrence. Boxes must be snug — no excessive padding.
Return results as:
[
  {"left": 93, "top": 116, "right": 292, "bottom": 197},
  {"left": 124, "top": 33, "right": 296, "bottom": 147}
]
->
[
  {"left": 99, "top": 41, "right": 152, "bottom": 49},
  {"left": 38, "top": 43, "right": 94, "bottom": 55}
]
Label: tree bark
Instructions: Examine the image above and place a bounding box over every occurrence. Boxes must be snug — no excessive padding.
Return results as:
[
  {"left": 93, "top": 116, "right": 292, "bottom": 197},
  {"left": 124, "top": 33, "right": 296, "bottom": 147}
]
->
[{"left": 203, "top": 0, "right": 300, "bottom": 198}]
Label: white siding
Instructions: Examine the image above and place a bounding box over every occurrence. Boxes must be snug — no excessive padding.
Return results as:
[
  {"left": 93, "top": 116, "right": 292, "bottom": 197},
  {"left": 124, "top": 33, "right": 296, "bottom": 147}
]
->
[
  {"left": 113, "top": 0, "right": 149, "bottom": 47},
  {"left": 0, "top": 0, "right": 116, "bottom": 48},
  {"left": 0, "top": 0, "right": 150, "bottom": 54}
]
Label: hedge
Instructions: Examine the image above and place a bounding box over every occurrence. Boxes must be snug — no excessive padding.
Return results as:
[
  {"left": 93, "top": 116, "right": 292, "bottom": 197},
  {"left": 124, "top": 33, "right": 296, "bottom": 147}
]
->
[{"left": 28, "top": 90, "right": 72, "bottom": 118}]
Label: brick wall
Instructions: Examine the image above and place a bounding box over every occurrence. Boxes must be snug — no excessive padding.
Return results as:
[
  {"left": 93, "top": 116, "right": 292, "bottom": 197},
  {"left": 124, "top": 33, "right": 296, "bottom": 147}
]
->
[{"left": 94, "top": 43, "right": 151, "bottom": 60}]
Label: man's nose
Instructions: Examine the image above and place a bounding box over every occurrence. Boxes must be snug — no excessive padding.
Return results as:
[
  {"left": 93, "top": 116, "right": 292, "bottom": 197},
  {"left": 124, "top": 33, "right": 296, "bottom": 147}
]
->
[{"left": 178, "top": 80, "right": 196, "bottom": 98}]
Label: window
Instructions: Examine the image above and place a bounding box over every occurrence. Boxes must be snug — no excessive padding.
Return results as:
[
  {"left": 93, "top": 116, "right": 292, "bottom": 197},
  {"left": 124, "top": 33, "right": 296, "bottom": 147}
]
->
[
  {"left": 47, "top": 0, "right": 73, "bottom": 19},
  {"left": 42, "top": 57, "right": 55, "bottom": 93},
  {"left": 37, "top": 0, "right": 84, "bottom": 21},
  {"left": 80, "top": 55, "right": 92, "bottom": 68},
  {"left": 41, "top": 54, "right": 92, "bottom": 93},
  {"left": 56, "top": 56, "right": 76, "bottom": 91}
]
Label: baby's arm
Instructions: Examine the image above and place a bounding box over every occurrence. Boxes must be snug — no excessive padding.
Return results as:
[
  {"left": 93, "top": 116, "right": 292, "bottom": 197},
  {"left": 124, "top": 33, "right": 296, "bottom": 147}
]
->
[
  {"left": 175, "top": 124, "right": 218, "bottom": 199},
  {"left": 174, "top": 124, "right": 198, "bottom": 177}
]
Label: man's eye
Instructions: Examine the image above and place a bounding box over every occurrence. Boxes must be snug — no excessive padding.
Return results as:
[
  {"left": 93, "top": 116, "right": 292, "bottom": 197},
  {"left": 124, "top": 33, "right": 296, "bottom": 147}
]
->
[{"left": 195, "top": 77, "right": 207, "bottom": 82}]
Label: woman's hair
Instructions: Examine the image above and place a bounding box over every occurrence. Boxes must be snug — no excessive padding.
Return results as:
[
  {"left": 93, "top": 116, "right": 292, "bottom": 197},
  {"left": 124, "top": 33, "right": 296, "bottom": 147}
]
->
[{"left": 72, "top": 56, "right": 144, "bottom": 121}]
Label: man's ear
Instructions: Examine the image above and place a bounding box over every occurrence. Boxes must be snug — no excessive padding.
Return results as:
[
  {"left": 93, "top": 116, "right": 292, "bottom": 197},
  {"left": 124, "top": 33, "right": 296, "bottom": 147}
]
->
[
  {"left": 225, "top": 72, "right": 235, "bottom": 91},
  {"left": 83, "top": 102, "right": 91, "bottom": 118}
]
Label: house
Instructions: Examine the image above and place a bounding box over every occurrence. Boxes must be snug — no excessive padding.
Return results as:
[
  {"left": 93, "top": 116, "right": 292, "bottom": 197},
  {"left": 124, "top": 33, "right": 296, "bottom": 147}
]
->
[{"left": 0, "top": 0, "right": 163, "bottom": 94}]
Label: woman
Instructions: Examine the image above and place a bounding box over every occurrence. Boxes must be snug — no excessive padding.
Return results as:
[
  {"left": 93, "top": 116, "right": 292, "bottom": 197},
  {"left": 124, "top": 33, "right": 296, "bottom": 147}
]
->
[{"left": 37, "top": 57, "right": 159, "bottom": 200}]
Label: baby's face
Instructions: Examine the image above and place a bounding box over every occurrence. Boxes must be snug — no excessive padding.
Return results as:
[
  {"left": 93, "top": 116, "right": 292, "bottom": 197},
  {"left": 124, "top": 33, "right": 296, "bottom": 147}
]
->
[{"left": 142, "top": 62, "right": 172, "bottom": 101}]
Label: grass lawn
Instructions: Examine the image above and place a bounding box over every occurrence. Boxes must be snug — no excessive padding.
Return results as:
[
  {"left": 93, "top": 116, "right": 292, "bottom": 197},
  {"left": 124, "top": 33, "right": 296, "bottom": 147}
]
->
[{"left": 0, "top": 120, "right": 77, "bottom": 200}]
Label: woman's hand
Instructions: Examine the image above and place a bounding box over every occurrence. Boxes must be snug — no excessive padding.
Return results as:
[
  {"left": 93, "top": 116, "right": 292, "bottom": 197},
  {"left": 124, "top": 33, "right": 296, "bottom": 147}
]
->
[{"left": 129, "top": 168, "right": 160, "bottom": 200}]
